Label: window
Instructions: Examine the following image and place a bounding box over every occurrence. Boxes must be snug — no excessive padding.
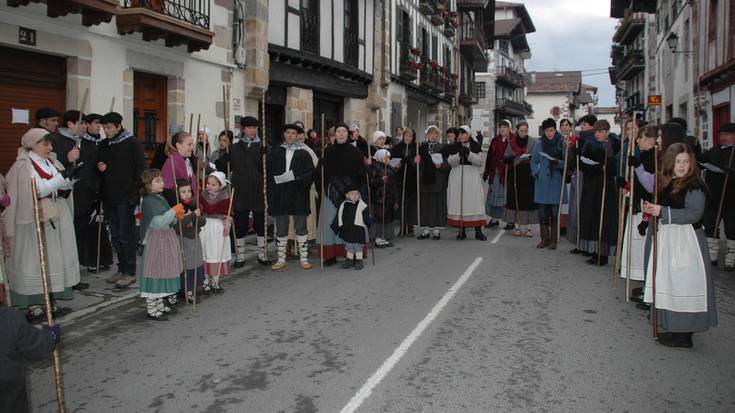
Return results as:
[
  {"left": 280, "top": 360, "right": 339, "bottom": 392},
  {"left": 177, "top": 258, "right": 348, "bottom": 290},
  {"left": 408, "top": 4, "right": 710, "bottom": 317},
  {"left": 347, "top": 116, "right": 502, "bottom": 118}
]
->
[
  {"left": 475, "top": 82, "right": 486, "bottom": 99},
  {"left": 499, "top": 40, "right": 510, "bottom": 55},
  {"left": 421, "top": 28, "right": 429, "bottom": 58},
  {"left": 344, "top": 0, "right": 359, "bottom": 67},
  {"left": 300, "top": 0, "right": 320, "bottom": 54},
  {"left": 431, "top": 35, "right": 438, "bottom": 61},
  {"left": 708, "top": 0, "right": 718, "bottom": 42},
  {"left": 444, "top": 46, "right": 451, "bottom": 68}
]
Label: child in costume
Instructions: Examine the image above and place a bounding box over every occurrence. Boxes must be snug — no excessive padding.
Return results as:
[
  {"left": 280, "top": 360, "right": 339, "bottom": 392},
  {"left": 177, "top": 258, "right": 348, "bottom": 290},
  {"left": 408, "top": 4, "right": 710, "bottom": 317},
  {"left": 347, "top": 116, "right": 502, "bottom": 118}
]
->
[
  {"left": 331, "top": 184, "right": 370, "bottom": 270},
  {"left": 199, "top": 171, "right": 232, "bottom": 294},
  {"left": 176, "top": 179, "right": 206, "bottom": 301}
]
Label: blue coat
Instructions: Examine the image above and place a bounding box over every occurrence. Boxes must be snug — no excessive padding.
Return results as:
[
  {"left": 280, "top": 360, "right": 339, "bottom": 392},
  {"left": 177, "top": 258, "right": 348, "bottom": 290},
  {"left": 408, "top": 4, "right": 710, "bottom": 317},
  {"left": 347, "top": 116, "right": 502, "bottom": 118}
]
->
[{"left": 531, "top": 136, "right": 568, "bottom": 205}]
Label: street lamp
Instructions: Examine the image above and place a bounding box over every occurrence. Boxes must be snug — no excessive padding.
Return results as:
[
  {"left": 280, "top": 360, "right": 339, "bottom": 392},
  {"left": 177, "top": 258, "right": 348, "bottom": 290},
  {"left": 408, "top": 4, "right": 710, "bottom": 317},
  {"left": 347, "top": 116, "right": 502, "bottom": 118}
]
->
[{"left": 667, "top": 32, "right": 693, "bottom": 56}]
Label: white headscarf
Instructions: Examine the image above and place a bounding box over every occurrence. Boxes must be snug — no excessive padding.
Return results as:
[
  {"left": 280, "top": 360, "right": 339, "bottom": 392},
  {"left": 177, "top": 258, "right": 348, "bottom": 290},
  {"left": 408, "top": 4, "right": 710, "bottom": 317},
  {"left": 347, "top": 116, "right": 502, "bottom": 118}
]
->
[
  {"left": 372, "top": 130, "right": 386, "bottom": 144},
  {"left": 373, "top": 148, "right": 390, "bottom": 162},
  {"left": 208, "top": 171, "right": 229, "bottom": 188}
]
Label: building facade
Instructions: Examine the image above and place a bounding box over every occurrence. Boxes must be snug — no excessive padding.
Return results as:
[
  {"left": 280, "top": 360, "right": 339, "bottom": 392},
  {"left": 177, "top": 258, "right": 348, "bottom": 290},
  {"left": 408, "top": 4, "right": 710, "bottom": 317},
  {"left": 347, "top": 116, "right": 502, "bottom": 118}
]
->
[{"left": 525, "top": 71, "right": 582, "bottom": 136}]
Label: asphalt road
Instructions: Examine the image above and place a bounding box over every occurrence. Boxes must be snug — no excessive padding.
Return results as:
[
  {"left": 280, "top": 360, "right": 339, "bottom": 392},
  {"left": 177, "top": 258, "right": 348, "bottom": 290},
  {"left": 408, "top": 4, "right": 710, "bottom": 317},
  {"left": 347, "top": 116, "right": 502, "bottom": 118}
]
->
[{"left": 28, "top": 227, "right": 735, "bottom": 413}]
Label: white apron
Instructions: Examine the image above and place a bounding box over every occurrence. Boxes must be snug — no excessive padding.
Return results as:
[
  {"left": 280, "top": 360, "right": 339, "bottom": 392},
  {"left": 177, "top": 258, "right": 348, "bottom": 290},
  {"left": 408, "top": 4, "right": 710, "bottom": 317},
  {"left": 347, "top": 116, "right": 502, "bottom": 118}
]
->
[
  {"left": 200, "top": 217, "right": 232, "bottom": 264},
  {"left": 620, "top": 211, "right": 646, "bottom": 281}
]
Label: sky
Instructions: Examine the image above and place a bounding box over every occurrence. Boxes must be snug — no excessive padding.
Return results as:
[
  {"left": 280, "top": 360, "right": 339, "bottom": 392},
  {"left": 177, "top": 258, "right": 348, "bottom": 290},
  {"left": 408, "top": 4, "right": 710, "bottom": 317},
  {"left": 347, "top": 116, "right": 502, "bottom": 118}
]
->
[{"left": 521, "top": 0, "right": 618, "bottom": 107}]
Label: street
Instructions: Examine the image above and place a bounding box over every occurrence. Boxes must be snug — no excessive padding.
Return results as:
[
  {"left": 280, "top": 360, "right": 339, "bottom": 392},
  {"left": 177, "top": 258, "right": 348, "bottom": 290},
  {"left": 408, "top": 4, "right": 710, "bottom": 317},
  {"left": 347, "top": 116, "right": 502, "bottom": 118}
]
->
[{"left": 27, "top": 229, "right": 735, "bottom": 413}]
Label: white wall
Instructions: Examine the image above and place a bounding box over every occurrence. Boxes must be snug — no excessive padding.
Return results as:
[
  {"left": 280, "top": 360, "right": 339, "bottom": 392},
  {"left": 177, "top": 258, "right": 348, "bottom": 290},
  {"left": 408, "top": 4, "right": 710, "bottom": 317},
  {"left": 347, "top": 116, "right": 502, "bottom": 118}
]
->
[{"left": 526, "top": 93, "right": 570, "bottom": 135}]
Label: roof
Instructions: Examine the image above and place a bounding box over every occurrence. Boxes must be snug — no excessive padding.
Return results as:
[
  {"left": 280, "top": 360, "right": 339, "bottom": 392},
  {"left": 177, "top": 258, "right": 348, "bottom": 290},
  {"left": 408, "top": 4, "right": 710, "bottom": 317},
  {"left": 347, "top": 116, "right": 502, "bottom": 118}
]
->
[
  {"left": 495, "top": 1, "right": 536, "bottom": 33},
  {"left": 581, "top": 83, "right": 598, "bottom": 92},
  {"left": 596, "top": 107, "right": 619, "bottom": 115},
  {"left": 527, "top": 71, "right": 582, "bottom": 94},
  {"left": 458, "top": 0, "right": 489, "bottom": 8},
  {"left": 494, "top": 18, "right": 522, "bottom": 38}
]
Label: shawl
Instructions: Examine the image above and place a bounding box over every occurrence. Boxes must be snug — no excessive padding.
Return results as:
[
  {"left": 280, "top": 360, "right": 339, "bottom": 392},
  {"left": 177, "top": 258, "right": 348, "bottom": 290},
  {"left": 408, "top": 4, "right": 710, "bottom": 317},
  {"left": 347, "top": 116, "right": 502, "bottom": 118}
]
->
[
  {"left": 140, "top": 193, "right": 172, "bottom": 238},
  {"left": 162, "top": 152, "right": 199, "bottom": 196},
  {"left": 486, "top": 133, "right": 513, "bottom": 184},
  {"left": 541, "top": 131, "right": 564, "bottom": 160},
  {"left": 509, "top": 135, "right": 531, "bottom": 159},
  {"left": 200, "top": 189, "right": 231, "bottom": 216}
]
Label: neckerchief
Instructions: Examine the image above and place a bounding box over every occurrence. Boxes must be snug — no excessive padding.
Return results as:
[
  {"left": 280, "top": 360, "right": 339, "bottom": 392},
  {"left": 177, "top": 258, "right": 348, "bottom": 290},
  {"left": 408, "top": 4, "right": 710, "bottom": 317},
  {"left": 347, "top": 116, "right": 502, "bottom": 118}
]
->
[
  {"left": 82, "top": 132, "right": 100, "bottom": 143},
  {"left": 241, "top": 135, "right": 261, "bottom": 146},
  {"left": 30, "top": 158, "right": 57, "bottom": 180},
  {"left": 108, "top": 129, "right": 134, "bottom": 145},
  {"left": 58, "top": 128, "right": 78, "bottom": 143},
  {"left": 281, "top": 142, "right": 305, "bottom": 150}
]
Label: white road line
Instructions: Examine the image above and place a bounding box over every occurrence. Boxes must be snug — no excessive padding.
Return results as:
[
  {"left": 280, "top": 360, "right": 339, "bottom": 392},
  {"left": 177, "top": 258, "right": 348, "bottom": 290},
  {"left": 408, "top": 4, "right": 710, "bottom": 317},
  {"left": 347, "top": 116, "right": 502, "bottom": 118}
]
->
[
  {"left": 340, "top": 257, "right": 483, "bottom": 413},
  {"left": 491, "top": 229, "right": 505, "bottom": 244},
  {"left": 60, "top": 291, "right": 139, "bottom": 326}
]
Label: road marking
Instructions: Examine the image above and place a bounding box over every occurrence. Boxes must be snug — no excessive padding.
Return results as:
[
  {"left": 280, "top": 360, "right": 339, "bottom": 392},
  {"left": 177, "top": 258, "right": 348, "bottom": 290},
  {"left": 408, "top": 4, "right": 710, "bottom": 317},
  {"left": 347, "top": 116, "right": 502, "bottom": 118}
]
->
[
  {"left": 491, "top": 229, "right": 505, "bottom": 244},
  {"left": 59, "top": 291, "right": 139, "bottom": 326},
  {"left": 340, "top": 257, "right": 483, "bottom": 413}
]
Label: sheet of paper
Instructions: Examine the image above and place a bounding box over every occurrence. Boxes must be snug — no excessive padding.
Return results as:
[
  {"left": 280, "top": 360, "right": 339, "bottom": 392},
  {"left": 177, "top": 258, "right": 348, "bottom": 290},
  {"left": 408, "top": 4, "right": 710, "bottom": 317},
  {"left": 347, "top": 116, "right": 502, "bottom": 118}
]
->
[
  {"left": 519, "top": 153, "right": 532, "bottom": 160},
  {"left": 580, "top": 156, "right": 599, "bottom": 166},
  {"left": 389, "top": 158, "right": 401, "bottom": 168},
  {"left": 698, "top": 162, "right": 724, "bottom": 173},
  {"left": 430, "top": 153, "right": 443, "bottom": 164},
  {"left": 274, "top": 170, "right": 294, "bottom": 184},
  {"left": 12, "top": 108, "right": 29, "bottom": 124},
  {"left": 539, "top": 152, "right": 558, "bottom": 161}
]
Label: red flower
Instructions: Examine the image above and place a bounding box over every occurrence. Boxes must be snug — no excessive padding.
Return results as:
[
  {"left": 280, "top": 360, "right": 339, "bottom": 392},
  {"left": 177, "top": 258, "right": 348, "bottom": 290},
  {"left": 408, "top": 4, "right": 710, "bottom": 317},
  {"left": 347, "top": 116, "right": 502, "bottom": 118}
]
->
[{"left": 410, "top": 48, "right": 421, "bottom": 56}]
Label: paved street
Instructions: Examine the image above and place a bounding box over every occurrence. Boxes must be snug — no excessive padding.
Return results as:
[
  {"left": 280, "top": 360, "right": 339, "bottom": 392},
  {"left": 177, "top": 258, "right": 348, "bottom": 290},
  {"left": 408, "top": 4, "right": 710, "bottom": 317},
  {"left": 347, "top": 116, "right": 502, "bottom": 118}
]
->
[{"left": 29, "top": 229, "right": 735, "bottom": 413}]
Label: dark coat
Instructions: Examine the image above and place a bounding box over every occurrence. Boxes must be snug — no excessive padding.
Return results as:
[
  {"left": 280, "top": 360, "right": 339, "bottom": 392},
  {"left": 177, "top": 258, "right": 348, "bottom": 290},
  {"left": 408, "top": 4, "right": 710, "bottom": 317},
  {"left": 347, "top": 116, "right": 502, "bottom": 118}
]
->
[
  {"left": 331, "top": 199, "right": 369, "bottom": 244},
  {"left": 419, "top": 142, "right": 450, "bottom": 194},
  {"left": 97, "top": 130, "right": 146, "bottom": 205},
  {"left": 579, "top": 138, "right": 619, "bottom": 244},
  {"left": 0, "top": 307, "right": 55, "bottom": 413},
  {"left": 268, "top": 145, "right": 315, "bottom": 216},
  {"left": 216, "top": 139, "right": 266, "bottom": 212},
  {"left": 392, "top": 141, "right": 419, "bottom": 195},
  {"left": 700, "top": 145, "right": 735, "bottom": 209},
  {"left": 369, "top": 162, "right": 398, "bottom": 223},
  {"left": 52, "top": 131, "right": 103, "bottom": 215}
]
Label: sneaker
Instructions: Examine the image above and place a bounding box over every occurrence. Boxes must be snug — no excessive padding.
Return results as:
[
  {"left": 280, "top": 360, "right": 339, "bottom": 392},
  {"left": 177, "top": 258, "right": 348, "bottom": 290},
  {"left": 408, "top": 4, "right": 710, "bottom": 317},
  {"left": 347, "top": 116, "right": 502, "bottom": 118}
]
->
[
  {"left": 106, "top": 272, "right": 124, "bottom": 284},
  {"left": 115, "top": 275, "right": 136, "bottom": 288}
]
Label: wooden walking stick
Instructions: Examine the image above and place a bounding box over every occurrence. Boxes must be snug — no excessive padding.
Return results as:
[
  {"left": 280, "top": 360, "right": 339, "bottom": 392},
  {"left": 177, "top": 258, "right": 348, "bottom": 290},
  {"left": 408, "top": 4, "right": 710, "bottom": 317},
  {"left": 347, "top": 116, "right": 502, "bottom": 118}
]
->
[
  {"left": 625, "top": 151, "right": 636, "bottom": 302},
  {"left": 460, "top": 147, "right": 465, "bottom": 233},
  {"left": 598, "top": 153, "right": 608, "bottom": 267},
  {"left": 261, "top": 92, "right": 270, "bottom": 262},
  {"left": 1, "top": 241, "right": 11, "bottom": 306},
  {"left": 575, "top": 153, "right": 581, "bottom": 249},
  {"left": 366, "top": 135, "right": 375, "bottom": 266},
  {"left": 215, "top": 188, "right": 236, "bottom": 281},
  {"left": 95, "top": 96, "right": 117, "bottom": 273},
  {"left": 190, "top": 120, "right": 206, "bottom": 309},
  {"left": 320, "top": 113, "right": 325, "bottom": 270},
  {"left": 169, "top": 149, "right": 189, "bottom": 303},
  {"left": 713, "top": 145, "right": 735, "bottom": 247},
  {"left": 512, "top": 156, "right": 520, "bottom": 229},
  {"left": 615, "top": 121, "right": 638, "bottom": 287},
  {"left": 652, "top": 145, "right": 660, "bottom": 337},
  {"left": 188, "top": 113, "right": 194, "bottom": 135},
  {"left": 73, "top": 88, "right": 90, "bottom": 164},
  {"left": 401, "top": 157, "right": 408, "bottom": 237},
  {"left": 382, "top": 161, "right": 387, "bottom": 243},
  {"left": 557, "top": 133, "right": 570, "bottom": 241},
  {"left": 30, "top": 177, "right": 66, "bottom": 413},
  {"left": 416, "top": 110, "right": 421, "bottom": 233}
]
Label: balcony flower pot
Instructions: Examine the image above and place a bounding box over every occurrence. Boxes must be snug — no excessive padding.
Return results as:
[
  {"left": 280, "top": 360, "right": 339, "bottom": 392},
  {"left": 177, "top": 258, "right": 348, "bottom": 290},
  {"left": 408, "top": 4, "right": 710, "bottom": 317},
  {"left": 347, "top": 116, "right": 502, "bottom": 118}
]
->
[{"left": 410, "top": 48, "right": 421, "bottom": 56}]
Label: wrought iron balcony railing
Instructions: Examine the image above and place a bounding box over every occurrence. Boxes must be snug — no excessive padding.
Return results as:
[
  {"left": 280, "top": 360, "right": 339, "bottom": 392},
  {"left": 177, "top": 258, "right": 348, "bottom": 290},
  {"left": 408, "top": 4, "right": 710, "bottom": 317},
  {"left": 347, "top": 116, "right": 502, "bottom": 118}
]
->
[
  {"left": 301, "top": 7, "right": 320, "bottom": 55},
  {"left": 122, "top": 0, "right": 210, "bottom": 30}
]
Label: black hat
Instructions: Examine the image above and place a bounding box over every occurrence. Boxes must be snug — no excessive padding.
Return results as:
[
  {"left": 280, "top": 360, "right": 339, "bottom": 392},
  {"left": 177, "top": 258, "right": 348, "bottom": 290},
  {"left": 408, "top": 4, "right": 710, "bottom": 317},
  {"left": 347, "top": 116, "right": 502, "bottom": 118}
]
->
[
  {"left": 660, "top": 122, "right": 686, "bottom": 150},
  {"left": 344, "top": 182, "right": 361, "bottom": 194},
  {"left": 240, "top": 116, "right": 259, "bottom": 127},
  {"left": 63, "top": 110, "right": 83, "bottom": 125},
  {"left": 577, "top": 114, "right": 598, "bottom": 127},
  {"left": 83, "top": 113, "right": 102, "bottom": 123},
  {"left": 100, "top": 112, "right": 123, "bottom": 124},
  {"left": 35, "top": 107, "right": 61, "bottom": 120},
  {"left": 718, "top": 123, "right": 735, "bottom": 134},
  {"left": 283, "top": 123, "right": 304, "bottom": 134},
  {"left": 334, "top": 122, "right": 350, "bottom": 133}
]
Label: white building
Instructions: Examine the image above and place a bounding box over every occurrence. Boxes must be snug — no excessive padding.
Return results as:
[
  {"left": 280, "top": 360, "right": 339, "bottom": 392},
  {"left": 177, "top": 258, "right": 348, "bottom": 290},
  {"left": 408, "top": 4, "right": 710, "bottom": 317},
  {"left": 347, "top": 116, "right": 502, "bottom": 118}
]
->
[{"left": 526, "top": 71, "right": 582, "bottom": 136}]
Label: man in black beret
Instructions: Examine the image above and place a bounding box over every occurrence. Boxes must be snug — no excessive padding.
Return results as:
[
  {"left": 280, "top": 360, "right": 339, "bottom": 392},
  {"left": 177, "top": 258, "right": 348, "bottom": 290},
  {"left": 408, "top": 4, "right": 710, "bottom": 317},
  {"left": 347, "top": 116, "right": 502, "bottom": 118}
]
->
[
  {"left": 701, "top": 122, "right": 735, "bottom": 270},
  {"left": 52, "top": 110, "right": 84, "bottom": 168},
  {"left": 34, "top": 107, "right": 61, "bottom": 133},
  {"left": 96, "top": 112, "right": 146, "bottom": 286}
]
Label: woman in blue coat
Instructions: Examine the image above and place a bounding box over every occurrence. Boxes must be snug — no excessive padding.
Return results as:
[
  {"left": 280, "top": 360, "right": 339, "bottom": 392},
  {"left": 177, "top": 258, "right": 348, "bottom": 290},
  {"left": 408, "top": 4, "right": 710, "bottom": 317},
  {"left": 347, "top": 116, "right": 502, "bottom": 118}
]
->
[{"left": 531, "top": 118, "right": 568, "bottom": 249}]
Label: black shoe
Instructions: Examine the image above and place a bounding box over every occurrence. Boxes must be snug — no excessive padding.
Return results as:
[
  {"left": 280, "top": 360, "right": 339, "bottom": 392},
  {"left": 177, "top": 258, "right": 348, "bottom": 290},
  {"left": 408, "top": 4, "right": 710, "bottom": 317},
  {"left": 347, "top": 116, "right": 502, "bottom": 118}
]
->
[
  {"left": 636, "top": 302, "right": 650, "bottom": 311},
  {"left": 485, "top": 221, "right": 499, "bottom": 228},
  {"left": 324, "top": 258, "right": 337, "bottom": 266},
  {"left": 72, "top": 282, "right": 90, "bottom": 291},
  {"left": 26, "top": 310, "right": 46, "bottom": 324},
  {"left": 375, "top": 242, "right": 386, "bottom": 249},
  {"left": 503, "top": 223, "right": 515, "bottom": 230},
  {"left": 147, "top": 313, "right": 169, "bottom": 321},
  {"left": 213, "top": 286, "right": 224, "bottom": 295},
  {"left": 630, "top": 294, "right": 644, "bottom": 304},
  {"left": 431, "top": 233, "right": 440, "bottom": 240},
  {"left": 384, "top": 241, "right": 394, "bottom": 247},
  {"left": 258, "top": 258, "right": 271, "bottom": 266},
  {"left": 341, "top": 259, "right": 355, "bottom": 269},
  {"left": 417, "top": 232, "right": 430, "bottom": 240},
  {"left": 570, "top": 248, "right": 582, "bottom": 254},
  {"left": 586, "top": 256, "right": 608, "bottom": 266},
  {"left": 162, "top": 303, "right": 178, "bottom": 315},
  {"left": 631, "top": 287, "right": 643, "bottom": 296},
  {"left": 475, "top": 229, "right": 487, "bottom": 241},
  {"left": 234, "top": 260, "right": 245, "bottom": 268},
  {"left": 354, "top": 260, "right": 364, "bottom": 270},
  {"left": 456, "top": 230, "right": 467, "bottom": 240}
]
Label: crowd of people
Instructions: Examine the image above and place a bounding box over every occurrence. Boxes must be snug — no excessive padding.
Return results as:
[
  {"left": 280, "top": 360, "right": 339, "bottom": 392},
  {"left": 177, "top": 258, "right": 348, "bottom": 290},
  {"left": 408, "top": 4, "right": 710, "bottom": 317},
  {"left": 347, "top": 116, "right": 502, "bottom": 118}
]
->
[{"left": 1, "top": 107, "right": 731, "bottom": 404}]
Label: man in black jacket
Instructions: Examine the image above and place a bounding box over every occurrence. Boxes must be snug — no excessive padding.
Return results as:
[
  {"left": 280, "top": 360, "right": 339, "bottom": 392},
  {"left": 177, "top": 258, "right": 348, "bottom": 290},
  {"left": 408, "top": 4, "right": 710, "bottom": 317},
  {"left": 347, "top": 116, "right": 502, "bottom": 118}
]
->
[
  {"left": 268, "top": 124, "right": 315, "bottom": 271},
  {"left": 216, "top": 116, "right": 270, "bottom": 267},
  {"left": 97, "top": 112, "right": 146, "bottom": 287},
  {"left": 702, "top": 122, "right": 735, "bottom": 270},
  {"left": 0, "top": 306, "right": 60, "bottom": 413}
]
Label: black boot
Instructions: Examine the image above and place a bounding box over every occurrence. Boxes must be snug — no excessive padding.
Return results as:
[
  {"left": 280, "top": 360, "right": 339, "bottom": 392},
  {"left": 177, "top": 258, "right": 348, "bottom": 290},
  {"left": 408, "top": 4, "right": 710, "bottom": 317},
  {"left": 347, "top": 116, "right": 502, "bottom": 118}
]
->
[
  {"left": 586, "top": 255, "right": 608, "bottom": 266},
  {"left": 354, "top": 259, "right": 364, "bottom": 270},
  {"left": 570, "top": 248, "right": 582, "bottom": 254},
  {"left": 341, "top": 258, "right": 355, "bottom": 269},
  {"left": 475, "top": 227, "right": 487, "bottom": 241},
  {"left": 456, "top": 228, "right": 467, "bottom": 240}
]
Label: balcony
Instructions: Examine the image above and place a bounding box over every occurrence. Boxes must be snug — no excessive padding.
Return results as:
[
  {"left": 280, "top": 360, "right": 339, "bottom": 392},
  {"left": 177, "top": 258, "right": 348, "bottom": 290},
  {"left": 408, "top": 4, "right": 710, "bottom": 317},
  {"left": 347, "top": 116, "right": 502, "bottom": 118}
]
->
[
  {"left": 495, "top": 97, "right": 532, "bottom": 116},
  {"left": 117, "top": 0, "right": 214, "bottom": 53},
  {"left": 7, "top": 0, "right": 117, "bottom": 26},
  {"left": 616, "top": 49, "right": 645, "bottom": 81},
  {"left": 459, "top": 17, "right": 488, "bottom": 67},
  {"left": 624, "top": 92, "right": 643, "bottom": 113},
  {"left": 398, "top": 42, "right": 419, "bottom": 81},
  {"left": 496, "top": 66, "right": 525, "bottom": 89},
  {"left": 459, "top": 79, "right": 477, "bottom": 104},
  {"left": 612, "top": 15, "right": 645, "bottom": 45},
  {"left": 300, "top": 7, "right": 320, "bottom": 55},
  {"left": 608, "top": 66, "right": 618, "bottom": 84}
]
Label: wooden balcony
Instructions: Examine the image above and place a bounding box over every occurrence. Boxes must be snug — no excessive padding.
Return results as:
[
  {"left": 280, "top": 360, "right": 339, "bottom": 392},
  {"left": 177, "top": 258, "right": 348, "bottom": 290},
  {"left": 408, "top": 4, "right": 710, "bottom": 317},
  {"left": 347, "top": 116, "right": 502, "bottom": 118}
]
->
[
  {"left": 117, "top": 0, "right": 214, "bottom": 53},
  {"left": 7, "top": 0, "right": 117, "bottom": 26},
  {"left": 459, "top": 18, "right": 488, "bottom": 67}
]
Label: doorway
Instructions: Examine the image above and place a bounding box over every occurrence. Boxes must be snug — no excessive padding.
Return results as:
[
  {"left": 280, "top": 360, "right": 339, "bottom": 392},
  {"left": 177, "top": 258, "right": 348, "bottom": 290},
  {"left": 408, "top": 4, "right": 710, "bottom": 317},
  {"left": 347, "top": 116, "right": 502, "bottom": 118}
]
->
[
  {"left": 314, "top": 93, "right": 343, "bottom": 139},
  {"left": 133, "top": 71, "right": 167, "bottom": 154},
  {"left": 713, "top": 103, "right": 731, "bottom": 146}
]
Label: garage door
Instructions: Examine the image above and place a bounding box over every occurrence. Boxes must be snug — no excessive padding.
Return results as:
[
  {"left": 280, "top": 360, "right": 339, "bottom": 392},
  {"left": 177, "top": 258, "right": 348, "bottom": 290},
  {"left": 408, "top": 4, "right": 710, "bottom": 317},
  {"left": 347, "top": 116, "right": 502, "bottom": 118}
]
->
[{"left": 0, "top": 45, "right": 66, "bottom": 174}]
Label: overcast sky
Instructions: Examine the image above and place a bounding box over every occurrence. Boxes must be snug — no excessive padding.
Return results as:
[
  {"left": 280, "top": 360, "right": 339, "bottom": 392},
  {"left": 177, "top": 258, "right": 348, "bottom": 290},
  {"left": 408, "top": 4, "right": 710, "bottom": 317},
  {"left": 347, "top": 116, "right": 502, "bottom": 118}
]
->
[{"left": 522, "top": 0, "right": 617, "bottom": 107}]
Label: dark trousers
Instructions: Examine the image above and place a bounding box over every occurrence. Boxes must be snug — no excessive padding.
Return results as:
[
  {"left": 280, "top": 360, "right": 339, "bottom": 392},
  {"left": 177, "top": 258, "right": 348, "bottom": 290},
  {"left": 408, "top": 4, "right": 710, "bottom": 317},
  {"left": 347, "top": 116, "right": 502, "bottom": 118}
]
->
[
  {"left": 105, "top": 202, "right": 137, "bottom": 276},
  {"left": 73, "top": 213, "right": 90, "bottom": 265},
  {"left": 537, "top": 204, "right": 558, "bottom": 225},
  {"left": 234, "top": 209, "right": 264, "bottom": 239},
  {"left": 703, "top": 204, "right": 735, "bottom": 239}
]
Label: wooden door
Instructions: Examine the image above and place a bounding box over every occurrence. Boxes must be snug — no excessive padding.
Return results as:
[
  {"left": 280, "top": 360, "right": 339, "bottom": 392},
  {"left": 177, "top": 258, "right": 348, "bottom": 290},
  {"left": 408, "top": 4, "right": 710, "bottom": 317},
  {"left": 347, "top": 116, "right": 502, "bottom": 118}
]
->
[
  {"left": 133, "top": 71, "right": 167, "bottom": 157},
  {"left": 713, "top": 103, "right": 731, "bottom": 146},
  {"left": 314, "top": 94, "right": 343, "bottom": 138},
  {"left": 0, "top": 46, "right": 66, "bottom": 174}
]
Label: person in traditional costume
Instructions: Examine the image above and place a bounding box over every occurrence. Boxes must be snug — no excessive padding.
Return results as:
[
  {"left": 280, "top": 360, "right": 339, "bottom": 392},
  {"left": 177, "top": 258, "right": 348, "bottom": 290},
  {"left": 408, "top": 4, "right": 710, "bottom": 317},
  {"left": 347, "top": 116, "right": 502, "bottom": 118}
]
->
[
  {"left": 643, "top": 143, "right": 718, "bottom": 348},
  {"left": 484, "top": 120, "right": 512, "bottom": 229},
  {"left": 369, "top": 148, "right": 398, "bottom": 247},
  {"left": 138, "top": 170, "right": 184, "bottom": 320},
  {"left": 700, "top": 123, "right": 735, "bottom": 270},
  {"left": 578, "top": 120, "right": 620, "bottom": 266},
  {"left": 33, "top": 107, "right": 60, "bottom": 133},
  {"left": 559, "top": 119, "right": 579, "bottom": 244},
  {"left": 318, "top": 123, "right": 366, "bottom": 265},
  {"left": 79, "top": 113, "right": 112, "bottom": 274},
  {"left": 418, "top": 125, "right": 449, "bottom": 240},
  {"left": 268, "top": 123, "right": 316, "bottom": 271},
  {"left": 446, "top": 127, "right": 457, "bottom": 145},
  {"left": 620, "top": 125, "right": 657, "bottom": 301},
  {"left": 162, "top": 131, "right": 199, "bottom": 204},
  {"left": 5, "top": 128, "right": 83, "bottom": 322},
  {"left": 210, "top": 130, "right": 234, "bottom": 165},
  {"left": 447, "top": 126, "right": 487, "bottom": 240},
  {"left": 503, "top": 121, "right": 538, "bottom": 237},
  {"left": 393, "top": 128, "right": 420, "bottom": 237},
  {"left": 199, "top": 171, "right": 232, "bottom": 294},
  {"left": 215, "top": 116, "right": 270, "bottom": 267},
  {"left": 349, "top": 123, "right": 370, "bottom": 157},
  {"left": 531, "top": 118, "right": 566, "bottom": 249},
  {"left": 286, "top": 123, "right": 319, "bottom": 259},
  {"left": 174, "top": 179, "right": 206, "bottom": 302},
  {"left": 97, "top": 112, "right": 146, "bottom": 286},
  {"left": 370, "top": 130, "right": 390, "bottom": 156},
  {"left": 570, "top": 114, "right": 598, "bottom": 255},
  {"left": 331, "top": 184, "right": 370, "bottom": 270}
]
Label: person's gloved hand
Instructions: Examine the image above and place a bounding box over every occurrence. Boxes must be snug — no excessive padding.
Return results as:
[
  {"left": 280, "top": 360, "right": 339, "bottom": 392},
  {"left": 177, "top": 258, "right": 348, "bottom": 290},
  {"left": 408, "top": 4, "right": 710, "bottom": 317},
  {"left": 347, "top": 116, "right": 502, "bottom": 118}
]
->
[
  {"left": 459, "top": 146, "right": 470, "bottom": 157},
  {"left": 637, "top": 219, "right": 648, "bottom": 236},
  {"left": 366, "top": 215, "right": 375, "bottom": 226},
  {"left": 615, "top": 176, "right": 627, "bottom": 189},
  {"left": 47, "top": 324, "right": 62, "bottom": 345},
  {"left": 172, "top": 203, "right": 185, "bottom": 220},
  {"left": 628, "top": 155, "right": 641, "bottom": 168},
  {"left": 549, "top": 159, "right": 558, "bottom": 168},
  {"left": 60, "top": 162, "right": 84, "bottom": 180}
]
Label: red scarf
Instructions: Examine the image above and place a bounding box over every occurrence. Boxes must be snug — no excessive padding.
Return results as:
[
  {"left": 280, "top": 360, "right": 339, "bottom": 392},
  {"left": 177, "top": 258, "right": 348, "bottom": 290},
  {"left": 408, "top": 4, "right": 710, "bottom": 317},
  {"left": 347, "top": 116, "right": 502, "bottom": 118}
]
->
[
  {"left": 30, "top": 158, "right": 57, "bottom": 180},
  {"left": 508, "top": 135, "right": 531, "bottom": 164},
  {"left": 199, "top": 193, "right": 230, "bottom": 215}
]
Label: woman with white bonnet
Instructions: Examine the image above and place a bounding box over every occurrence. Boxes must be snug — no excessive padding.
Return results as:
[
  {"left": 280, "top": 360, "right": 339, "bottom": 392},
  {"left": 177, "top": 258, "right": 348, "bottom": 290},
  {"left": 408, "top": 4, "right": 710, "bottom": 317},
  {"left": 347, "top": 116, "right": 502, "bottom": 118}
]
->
[
  {"left": 5, "top": 128, "right": 83, "bottom": 322},
  {"left": 418, "top": 125, "right": 450, "bottom": 240},
  {"left": 368, "top": 147, "right": 399, "bottom": 247}
]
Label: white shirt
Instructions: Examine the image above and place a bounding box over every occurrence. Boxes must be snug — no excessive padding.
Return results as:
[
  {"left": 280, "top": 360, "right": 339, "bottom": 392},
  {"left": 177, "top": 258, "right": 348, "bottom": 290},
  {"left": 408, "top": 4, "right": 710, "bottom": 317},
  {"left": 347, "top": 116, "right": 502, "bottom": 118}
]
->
[{"left": 29, "top": 152, "right": 73, "bottom": 198}]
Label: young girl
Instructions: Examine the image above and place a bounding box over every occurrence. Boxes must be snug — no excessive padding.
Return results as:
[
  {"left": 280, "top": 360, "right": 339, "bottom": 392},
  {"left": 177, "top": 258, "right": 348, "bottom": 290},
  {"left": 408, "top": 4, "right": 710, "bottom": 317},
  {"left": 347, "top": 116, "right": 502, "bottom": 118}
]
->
[
  {"left": 200, "top": 171, "right": 232, "bottom": 294},
  {"left": 139, "top": 169, "right": 184, "bottom": 321},
  {"left": 331, "top": 184, "right": 369, "bottom": 270},
  {"left": 176, "top": 179, "right": 206, "bottom": 301},
  {"left": 369, "top": 148, "right": 398, "bottom": 247}
]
